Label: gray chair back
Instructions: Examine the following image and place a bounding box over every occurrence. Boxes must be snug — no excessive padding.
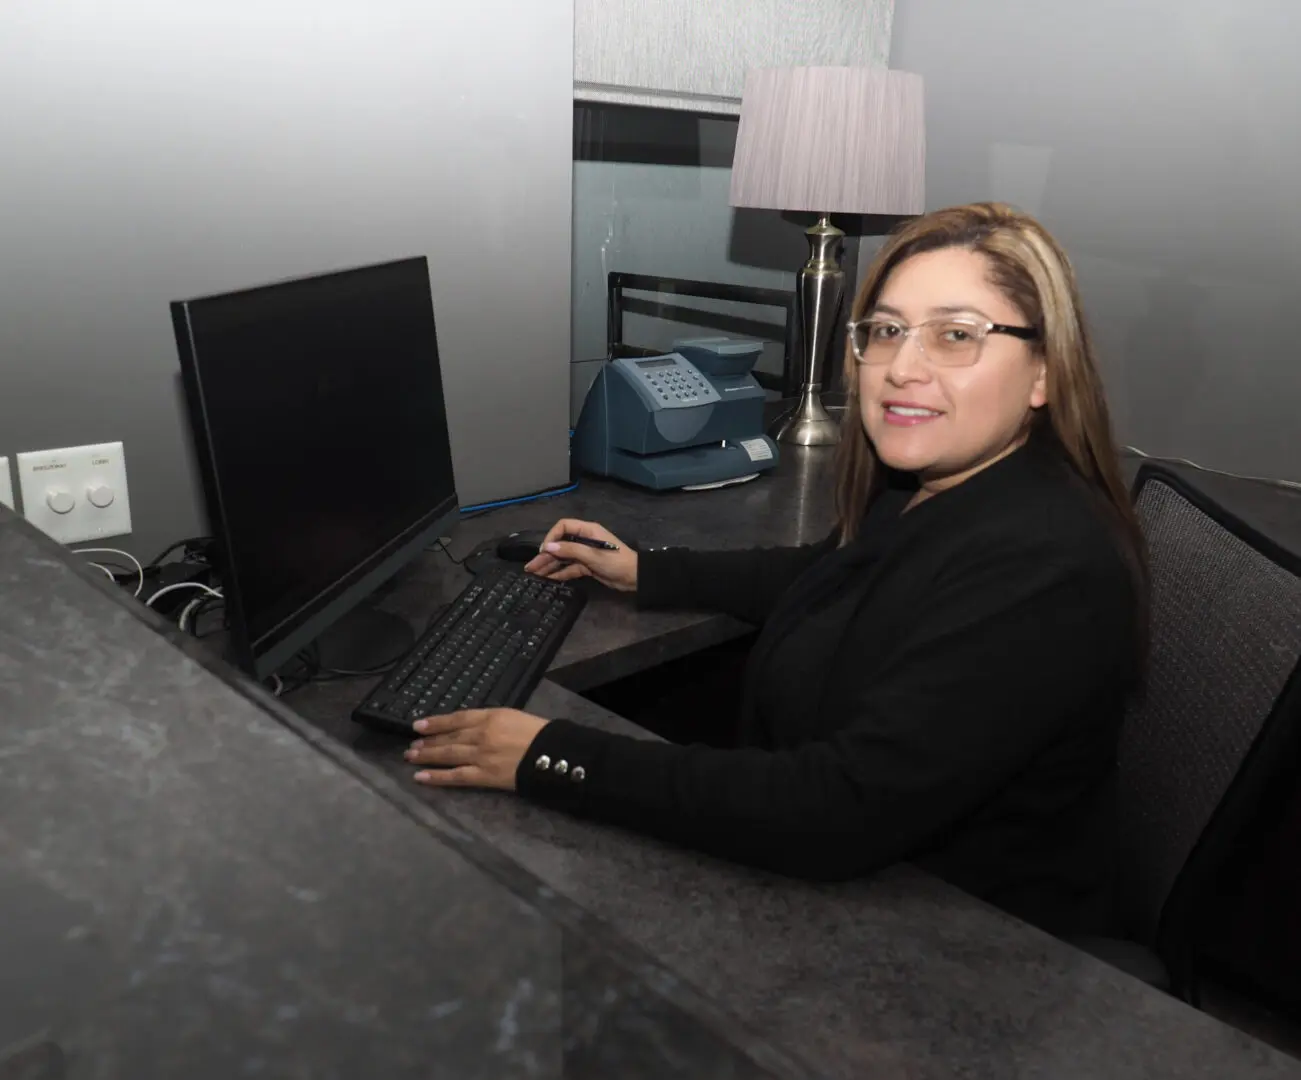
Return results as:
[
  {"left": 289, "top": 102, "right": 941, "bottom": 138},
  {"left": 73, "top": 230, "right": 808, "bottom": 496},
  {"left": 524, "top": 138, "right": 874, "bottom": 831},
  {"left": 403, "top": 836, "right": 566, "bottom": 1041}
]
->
[{"left": 1117, "top": 465, "right": 1301, "bottom": 987}]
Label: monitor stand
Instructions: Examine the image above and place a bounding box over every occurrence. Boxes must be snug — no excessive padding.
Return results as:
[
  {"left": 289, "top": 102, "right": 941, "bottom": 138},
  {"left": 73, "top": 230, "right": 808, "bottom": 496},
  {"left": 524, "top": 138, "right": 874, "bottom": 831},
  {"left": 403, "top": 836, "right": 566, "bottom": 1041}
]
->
[{"left": 313, "top": 607, "right": 415, "bottom": 674}]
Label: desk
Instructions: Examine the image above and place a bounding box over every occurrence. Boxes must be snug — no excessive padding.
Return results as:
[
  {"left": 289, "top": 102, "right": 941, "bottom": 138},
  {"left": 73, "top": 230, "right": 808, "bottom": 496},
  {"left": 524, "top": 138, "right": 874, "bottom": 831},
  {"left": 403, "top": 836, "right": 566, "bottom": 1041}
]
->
[
  {"left": 3, "top": 451, "right": 1299, "bottom": 1079},
  {"left": 282, "top": 447, "right": 1300, "bottom": 1080},
  {"left": 0, "top": 507, "right": 808, "bottom": 1078}
]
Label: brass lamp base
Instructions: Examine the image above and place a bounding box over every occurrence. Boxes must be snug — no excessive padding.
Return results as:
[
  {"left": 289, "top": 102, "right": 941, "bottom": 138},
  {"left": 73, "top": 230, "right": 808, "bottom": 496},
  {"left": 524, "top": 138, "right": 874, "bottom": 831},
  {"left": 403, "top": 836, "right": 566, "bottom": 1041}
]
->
[
  {"left": 769, "top": 393, "right": 840, "bottom": 446},
  {"left": 771, "top": 214, "right": 845, "bottom": 447}
]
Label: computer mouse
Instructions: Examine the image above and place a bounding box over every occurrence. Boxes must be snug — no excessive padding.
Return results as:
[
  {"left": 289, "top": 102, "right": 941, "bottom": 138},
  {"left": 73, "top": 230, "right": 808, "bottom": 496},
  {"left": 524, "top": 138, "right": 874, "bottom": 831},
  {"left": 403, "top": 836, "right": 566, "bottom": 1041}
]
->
[{"left": 495, "top": 529, "right": 551, "bottom": 563}]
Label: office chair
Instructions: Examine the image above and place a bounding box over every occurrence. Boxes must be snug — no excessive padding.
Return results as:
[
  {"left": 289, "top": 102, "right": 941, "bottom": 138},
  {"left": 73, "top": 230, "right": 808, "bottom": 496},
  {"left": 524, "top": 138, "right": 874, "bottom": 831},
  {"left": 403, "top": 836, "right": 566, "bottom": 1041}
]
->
[{"left": 1085, "top": 463, "right": 1301, "bottom": 1004}]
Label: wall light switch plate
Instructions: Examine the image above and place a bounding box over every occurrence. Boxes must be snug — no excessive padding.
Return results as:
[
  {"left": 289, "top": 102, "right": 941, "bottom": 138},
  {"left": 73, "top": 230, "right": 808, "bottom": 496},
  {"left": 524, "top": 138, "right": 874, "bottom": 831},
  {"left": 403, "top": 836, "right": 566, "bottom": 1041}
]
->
[
  {"left": 0, "top": 457, "right": 13, "bottom": 511},
  {"left": 17, "top": 442, "right": 132, "bottom": 545}
]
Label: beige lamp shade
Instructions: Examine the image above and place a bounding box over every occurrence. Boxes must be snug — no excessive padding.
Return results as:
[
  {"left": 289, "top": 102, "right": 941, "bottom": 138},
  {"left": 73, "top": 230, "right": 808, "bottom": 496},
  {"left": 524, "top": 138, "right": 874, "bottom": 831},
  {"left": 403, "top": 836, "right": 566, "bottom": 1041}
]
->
[{"left": 729, "top": 67, "right": 925, "bottom": 215}]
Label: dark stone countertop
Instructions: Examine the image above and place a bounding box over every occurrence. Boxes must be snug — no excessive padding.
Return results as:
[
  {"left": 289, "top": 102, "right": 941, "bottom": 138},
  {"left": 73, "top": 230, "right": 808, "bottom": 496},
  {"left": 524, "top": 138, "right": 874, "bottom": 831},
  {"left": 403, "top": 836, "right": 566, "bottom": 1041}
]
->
[
  {"left": 0, "top": 511, "right": 812, "bottom": 1079},
  {"left": 281, "top": 446, "right": 1301, "bottom": 1080}
]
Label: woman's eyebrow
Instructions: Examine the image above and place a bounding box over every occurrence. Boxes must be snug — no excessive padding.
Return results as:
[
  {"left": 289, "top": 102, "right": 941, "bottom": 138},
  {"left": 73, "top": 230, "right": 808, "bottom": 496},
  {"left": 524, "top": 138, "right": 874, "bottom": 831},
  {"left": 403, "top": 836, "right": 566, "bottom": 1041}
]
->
[{"left": 867, "top": 302, "right": 992, "bottom": 319}]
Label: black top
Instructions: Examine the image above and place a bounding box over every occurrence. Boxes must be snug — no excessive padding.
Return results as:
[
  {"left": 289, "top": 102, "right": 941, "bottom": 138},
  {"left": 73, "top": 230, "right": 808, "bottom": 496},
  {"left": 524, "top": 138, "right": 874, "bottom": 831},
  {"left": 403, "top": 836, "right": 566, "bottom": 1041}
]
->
[{"left": 518, "top": 439, "right": 1139, "bottom": 936}]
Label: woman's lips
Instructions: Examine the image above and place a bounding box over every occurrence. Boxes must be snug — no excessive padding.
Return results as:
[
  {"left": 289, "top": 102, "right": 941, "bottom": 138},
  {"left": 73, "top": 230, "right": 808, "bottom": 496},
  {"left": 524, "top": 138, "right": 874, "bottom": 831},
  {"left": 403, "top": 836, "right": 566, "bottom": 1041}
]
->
[{"left": 882, "top": 403, "right": 943, "bottom": 427}]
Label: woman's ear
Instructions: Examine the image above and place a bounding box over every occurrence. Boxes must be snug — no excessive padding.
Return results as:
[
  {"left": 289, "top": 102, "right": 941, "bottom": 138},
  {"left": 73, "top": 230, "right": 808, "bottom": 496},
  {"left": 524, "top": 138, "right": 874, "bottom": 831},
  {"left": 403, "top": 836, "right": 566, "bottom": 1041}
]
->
[{"left": 1029, "top": 358, "right": 1048, "bottom": 410}]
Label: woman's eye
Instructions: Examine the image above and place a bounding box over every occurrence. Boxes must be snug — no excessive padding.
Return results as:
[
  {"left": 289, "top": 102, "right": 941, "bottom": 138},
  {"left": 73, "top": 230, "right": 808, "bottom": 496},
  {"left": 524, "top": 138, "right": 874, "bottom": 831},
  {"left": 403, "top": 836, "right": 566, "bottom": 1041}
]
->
[
  {"left": 942, "top": 328, "right": 972, "bottom": 343},
  {"left": 872, "top": 323, "right": 902, "bottom": 340}
]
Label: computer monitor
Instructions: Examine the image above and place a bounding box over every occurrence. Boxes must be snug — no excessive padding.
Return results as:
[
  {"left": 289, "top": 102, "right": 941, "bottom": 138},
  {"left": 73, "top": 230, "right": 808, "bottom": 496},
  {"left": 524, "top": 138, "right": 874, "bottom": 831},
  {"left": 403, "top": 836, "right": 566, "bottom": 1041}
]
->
[{"left": 171, "top": 256, "right": 458, "bottom": 680}]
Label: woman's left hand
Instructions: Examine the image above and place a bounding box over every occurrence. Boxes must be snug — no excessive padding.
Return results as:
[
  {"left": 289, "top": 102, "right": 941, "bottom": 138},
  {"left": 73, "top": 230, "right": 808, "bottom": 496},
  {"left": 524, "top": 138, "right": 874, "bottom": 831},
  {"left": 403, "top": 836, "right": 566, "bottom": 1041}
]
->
[{"left": 406, "top": 708, "right": 550, "bottom": 790}]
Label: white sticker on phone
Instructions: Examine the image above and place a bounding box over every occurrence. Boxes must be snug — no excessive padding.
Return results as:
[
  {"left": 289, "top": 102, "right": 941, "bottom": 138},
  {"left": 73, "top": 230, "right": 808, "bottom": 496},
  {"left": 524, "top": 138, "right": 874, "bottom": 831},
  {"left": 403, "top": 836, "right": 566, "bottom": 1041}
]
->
[{"left": 738, "top": 438, "right": 773, "bottom": 463}]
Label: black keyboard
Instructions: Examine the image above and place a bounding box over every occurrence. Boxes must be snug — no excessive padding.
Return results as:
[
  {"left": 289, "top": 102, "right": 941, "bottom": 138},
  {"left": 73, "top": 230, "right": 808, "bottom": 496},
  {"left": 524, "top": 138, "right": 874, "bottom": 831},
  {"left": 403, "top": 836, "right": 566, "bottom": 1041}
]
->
[{"left": 351, "top": 566, "right": 586, "bottom": 735}]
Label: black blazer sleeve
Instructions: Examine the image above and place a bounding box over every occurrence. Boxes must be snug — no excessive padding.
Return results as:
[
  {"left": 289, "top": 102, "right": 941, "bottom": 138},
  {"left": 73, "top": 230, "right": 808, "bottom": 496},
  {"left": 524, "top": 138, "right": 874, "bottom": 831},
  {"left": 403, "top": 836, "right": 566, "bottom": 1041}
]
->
[
  {"left": 635, "top": 530, "right": 838, "bottom": 626},
  {"left": 517, "top": 543, "right": 1132, "bottom": 881}
]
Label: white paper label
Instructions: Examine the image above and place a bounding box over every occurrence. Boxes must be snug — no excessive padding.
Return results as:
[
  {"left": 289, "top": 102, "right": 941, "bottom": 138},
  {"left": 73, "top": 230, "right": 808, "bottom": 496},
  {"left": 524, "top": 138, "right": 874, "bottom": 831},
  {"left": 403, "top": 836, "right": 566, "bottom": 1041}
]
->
[{"left": 738, "top": 438, "right": 773, "bottom": 463}]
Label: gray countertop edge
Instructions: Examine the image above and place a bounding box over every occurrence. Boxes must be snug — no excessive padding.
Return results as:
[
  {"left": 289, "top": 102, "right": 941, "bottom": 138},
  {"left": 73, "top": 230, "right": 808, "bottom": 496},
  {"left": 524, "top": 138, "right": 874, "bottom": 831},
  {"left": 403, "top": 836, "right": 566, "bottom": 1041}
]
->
[
  {"left": 17, "top": 512, "right": 826, "bottom": 1080},
  {"left": 547, "top": 609, "right": 754, "bottom": 694}
]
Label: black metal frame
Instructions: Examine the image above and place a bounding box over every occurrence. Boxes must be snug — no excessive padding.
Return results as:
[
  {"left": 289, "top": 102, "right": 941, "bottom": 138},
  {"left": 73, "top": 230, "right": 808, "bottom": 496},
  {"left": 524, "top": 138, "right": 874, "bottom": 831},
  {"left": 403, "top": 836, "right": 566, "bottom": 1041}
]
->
[{"left": 606, "top": 272, "right": 800, "bottom": 396}]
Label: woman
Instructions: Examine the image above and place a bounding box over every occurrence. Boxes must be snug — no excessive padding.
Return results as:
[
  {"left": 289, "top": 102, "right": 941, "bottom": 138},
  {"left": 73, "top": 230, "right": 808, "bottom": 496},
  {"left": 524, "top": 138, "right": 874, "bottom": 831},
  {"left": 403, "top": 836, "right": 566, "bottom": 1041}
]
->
[{"left": 406, "top": 203, "right": 1146, "bottom": 938}]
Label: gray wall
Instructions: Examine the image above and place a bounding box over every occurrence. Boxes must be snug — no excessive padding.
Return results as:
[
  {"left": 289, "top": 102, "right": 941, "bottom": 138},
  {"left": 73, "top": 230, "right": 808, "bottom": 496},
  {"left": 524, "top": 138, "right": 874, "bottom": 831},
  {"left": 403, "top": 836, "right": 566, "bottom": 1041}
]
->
[
  {"left": 890, "top": 0, "right": 1301, "bottom": 482},
  {"left": 0, "top": 0, "right": 574, "bottom": 558}
]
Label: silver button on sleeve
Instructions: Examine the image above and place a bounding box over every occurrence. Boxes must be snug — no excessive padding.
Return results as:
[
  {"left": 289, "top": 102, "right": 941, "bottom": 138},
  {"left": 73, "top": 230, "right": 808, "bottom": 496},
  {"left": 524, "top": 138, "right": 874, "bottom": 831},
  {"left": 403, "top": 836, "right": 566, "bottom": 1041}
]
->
[
  {"left": 571, "top": 766, "right": 586, "bottom": 782},
  {"left": 553, "top": 759, "right": 569, "bottom": 776},
  {"left": 534, "top": 755, "right": 551, "bottom": 771}
]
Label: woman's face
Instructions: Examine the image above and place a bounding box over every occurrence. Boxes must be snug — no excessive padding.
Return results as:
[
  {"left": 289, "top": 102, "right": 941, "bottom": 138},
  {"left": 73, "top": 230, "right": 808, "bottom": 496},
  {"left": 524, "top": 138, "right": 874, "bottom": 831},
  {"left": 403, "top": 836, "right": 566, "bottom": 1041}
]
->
[{"left": 857, "top": 247, "right": 1047, "bottom": 495}]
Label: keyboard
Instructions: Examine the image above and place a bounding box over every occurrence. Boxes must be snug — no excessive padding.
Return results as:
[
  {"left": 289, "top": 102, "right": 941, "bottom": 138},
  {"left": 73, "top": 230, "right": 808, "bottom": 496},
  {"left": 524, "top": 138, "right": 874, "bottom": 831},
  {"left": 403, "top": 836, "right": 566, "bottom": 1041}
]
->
[{"left": 351, "top": 566, "right": 586, "bottom": 735}]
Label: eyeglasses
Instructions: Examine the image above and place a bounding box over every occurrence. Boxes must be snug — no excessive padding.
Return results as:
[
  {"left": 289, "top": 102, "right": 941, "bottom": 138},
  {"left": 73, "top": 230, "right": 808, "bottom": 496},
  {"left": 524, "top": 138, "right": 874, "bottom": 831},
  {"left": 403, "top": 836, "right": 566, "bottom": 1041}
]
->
[{"left": 848, "top": 315, "right": 1039, "bottom": 367}]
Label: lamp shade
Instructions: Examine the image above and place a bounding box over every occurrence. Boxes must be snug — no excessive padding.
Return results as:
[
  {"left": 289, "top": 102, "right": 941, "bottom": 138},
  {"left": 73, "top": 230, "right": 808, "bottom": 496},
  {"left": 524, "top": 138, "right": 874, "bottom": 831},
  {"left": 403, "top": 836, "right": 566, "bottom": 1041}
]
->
[{"left": 729, "top": 67, "right": 925, "bottom": 215}]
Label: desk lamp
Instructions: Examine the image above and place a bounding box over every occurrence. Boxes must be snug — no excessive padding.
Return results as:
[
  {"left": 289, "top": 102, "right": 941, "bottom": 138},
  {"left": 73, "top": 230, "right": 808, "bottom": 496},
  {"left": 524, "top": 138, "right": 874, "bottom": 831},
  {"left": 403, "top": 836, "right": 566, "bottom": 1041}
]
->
[{"left": 729, "top": 67, "right": 925, "bottom": 446}]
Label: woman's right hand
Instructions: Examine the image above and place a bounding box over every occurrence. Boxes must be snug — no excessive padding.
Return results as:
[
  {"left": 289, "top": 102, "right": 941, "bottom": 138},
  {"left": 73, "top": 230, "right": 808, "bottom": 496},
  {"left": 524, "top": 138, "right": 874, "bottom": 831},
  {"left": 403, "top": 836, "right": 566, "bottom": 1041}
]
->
[{"left": 523, "top": 518, "right": 638, "bottom": 593}]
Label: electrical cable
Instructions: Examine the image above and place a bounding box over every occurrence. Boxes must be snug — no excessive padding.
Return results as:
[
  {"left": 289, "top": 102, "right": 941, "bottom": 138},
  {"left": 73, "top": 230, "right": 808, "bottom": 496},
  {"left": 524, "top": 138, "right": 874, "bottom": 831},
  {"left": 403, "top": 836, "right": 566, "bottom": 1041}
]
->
[
  {"left": 270, "top": 641, "right": 397, "bottom": 689},
  {"left": 72, "top": 546, "right": 145, "bottom": 597},
  {"left": 317, "top": 662, "right": 400, "bottom": 679},
  {"left": 458, "top": 480, "right": 578, "bottom": 518},
  {"left": 315, "top": 633, "right": 403, "bottom": 677},
  {"left": 145, "top": 581, "right": 222, "bottom": 608},
  {"left": 86, "top": 562, "right": 118, "bottom": 582},
  {"left": 274, "top": 648, "right": 322, "bottom": 696},
  {"left": 84, "top": 560, "right": 138, "bottom": 576},
  {"left": 186, "top": 595, "right": 227, "bottom": 637},
  {"left": 178, "top": 594, "right": 203, "bottom": 633},
  {"left": 429, "top": 538, "right": 469, "bottom": 565},
  {"left": 178, "top": 592, "right": 225, "bottom": 634},
  {"left": 147, "top": 536, "right": 212, "bottom": 568},
  {"left": 1125, "top": 447, "right": 1301, "bottom": 491}
]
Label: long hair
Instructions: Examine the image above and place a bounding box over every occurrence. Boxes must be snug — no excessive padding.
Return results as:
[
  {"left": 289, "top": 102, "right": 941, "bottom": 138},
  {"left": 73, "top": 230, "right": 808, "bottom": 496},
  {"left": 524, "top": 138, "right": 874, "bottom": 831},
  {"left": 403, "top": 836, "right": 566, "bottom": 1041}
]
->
[{"left": 833, "top": 203, "right": 1148, "bottom": 644}]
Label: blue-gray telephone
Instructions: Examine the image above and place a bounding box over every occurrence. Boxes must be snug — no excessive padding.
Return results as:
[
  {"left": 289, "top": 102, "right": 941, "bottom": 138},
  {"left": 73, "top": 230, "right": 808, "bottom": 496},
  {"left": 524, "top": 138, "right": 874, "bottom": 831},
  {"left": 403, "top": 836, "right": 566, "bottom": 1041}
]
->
[{"left": 572, "top": 337, "right": 780, "bottom": 491}]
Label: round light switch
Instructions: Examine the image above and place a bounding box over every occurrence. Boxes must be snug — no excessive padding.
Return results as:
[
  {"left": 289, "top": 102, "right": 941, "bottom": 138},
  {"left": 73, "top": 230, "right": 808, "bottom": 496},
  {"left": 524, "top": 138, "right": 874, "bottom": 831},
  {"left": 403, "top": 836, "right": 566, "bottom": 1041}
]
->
[
  {"left": 45, "top": 488, "right": 75, "bottom": 515},
  {"left": 87, "top": 484, "right": 115, "bottom": 509}
]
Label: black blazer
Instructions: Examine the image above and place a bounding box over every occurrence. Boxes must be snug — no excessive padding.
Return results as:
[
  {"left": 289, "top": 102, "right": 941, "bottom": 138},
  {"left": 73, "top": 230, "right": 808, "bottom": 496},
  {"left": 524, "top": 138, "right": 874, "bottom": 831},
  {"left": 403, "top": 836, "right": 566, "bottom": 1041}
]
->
[{"left": 518, "top": 439, "right": 1139, "bottom": 936}]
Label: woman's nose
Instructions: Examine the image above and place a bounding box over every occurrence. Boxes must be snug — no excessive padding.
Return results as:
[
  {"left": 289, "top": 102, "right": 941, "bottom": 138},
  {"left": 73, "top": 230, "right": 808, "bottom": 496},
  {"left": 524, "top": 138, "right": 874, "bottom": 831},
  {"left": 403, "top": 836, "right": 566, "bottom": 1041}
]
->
[{"left": 885, "top": 332, "right": 930, "bottom": 383}]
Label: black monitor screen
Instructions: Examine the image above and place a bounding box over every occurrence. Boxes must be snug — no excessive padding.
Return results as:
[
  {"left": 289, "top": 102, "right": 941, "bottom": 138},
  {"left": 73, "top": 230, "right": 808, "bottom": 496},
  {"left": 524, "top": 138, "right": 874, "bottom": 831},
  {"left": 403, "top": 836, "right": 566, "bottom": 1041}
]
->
[{"left": 173, "top": 257, "right": 457, "bottom": 670}]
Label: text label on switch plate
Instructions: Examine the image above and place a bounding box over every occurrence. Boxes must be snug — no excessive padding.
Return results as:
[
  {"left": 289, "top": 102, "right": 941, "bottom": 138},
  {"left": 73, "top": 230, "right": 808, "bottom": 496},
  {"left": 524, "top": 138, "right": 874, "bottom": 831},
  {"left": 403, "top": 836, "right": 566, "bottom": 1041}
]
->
[{"left": 16, "top": 442, "right": 132, "bottom": 544}]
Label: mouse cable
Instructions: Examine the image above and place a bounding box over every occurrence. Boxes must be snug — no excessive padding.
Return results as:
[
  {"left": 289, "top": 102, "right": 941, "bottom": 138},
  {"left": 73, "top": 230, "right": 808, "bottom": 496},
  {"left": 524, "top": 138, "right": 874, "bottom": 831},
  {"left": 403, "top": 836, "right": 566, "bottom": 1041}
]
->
[
  {"left": 270, "top": 643, "right": 397, "bottom": 689},
  {"left": 428, "top": 538, "right": 469, "bottom": 565}
]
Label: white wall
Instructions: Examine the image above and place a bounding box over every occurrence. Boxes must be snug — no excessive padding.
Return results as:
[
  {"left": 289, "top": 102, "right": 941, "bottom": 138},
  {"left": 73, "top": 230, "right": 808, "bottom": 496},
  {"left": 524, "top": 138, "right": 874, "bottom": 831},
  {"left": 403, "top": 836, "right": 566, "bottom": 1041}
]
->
[
  {"left": 891, "top": 0, "right": 1301, "bottom": 480},
  {"left": 0, "top": 0, "right": 574, "bottom": 556}
]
